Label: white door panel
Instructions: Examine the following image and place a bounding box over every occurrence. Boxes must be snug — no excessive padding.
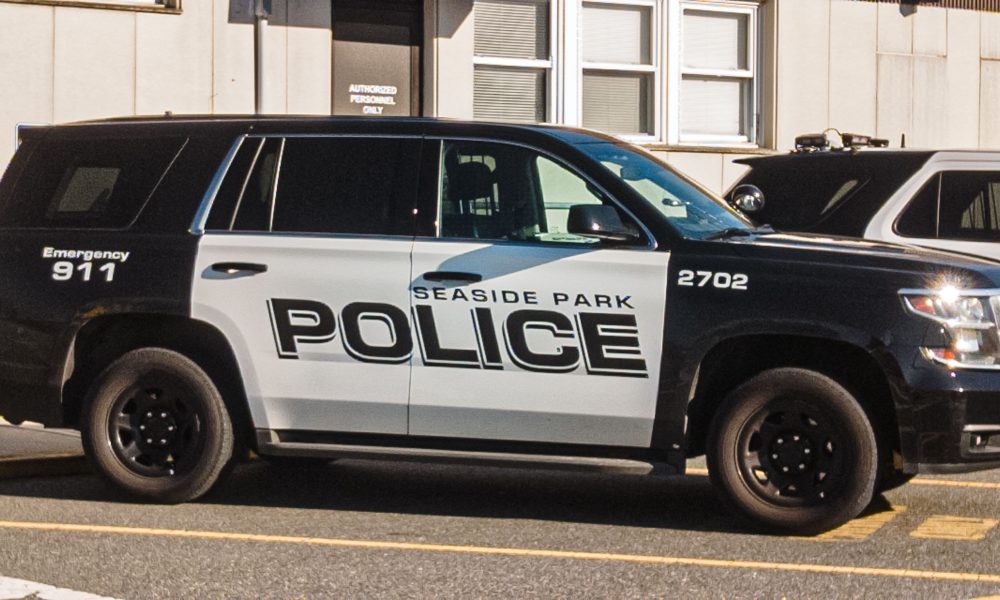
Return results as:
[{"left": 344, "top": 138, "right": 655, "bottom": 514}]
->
[
  {"left": 192, "top": 234, "right": 413, "bottom": 433},
  {"left": 409, "top": 241, "right": 669, "bottom": 447}
]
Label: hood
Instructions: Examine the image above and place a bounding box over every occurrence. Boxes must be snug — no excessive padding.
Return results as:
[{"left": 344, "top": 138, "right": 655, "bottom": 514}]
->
[{"left": 713, "top": 232, "right": 1000, "bottom": 289}]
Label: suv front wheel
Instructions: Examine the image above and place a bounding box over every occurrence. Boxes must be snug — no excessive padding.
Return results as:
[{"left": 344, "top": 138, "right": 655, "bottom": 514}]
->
[
  {"left": 82, "top": 348, "right": 234, "bottom": 503},
  {"left": 707, "top": 368, "right": 878, "bottom": 534}
]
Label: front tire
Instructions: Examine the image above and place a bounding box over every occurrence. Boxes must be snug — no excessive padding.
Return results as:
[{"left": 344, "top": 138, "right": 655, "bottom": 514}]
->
[
  {"left": 82, "top": 348, "right": 234, "bottom": 503},
  {"left": 707, "top": 368, "right": 878, "bottom": 534}
]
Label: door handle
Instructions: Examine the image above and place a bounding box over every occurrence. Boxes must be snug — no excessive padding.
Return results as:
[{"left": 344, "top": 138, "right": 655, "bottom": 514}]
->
[
  {"left": 211, "top": 262, "right": 268, "bottom": 275},
  {"left": 422, "top": 271, "right": 482, "bottom": 283}
]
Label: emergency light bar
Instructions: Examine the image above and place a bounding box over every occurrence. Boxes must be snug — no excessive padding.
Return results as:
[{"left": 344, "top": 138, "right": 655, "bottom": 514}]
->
[{"left": 794, "top": 131, "right": 889, "bottom": 153}]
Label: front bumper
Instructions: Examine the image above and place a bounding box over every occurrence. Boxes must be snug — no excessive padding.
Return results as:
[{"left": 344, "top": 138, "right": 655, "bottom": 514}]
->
[{"left": 897, "top": 358, "right": 1000, "bottom": 474}]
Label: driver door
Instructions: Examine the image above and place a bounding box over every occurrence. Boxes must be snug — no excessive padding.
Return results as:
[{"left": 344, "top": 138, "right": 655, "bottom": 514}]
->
[{"left": 407, "top": 139, "right": 670, "bottom": 447}]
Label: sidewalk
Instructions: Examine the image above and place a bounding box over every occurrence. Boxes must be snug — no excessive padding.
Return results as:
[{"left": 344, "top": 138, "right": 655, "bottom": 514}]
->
[{"left": 0, "top": 418, "right": 89, "bottom": 479}]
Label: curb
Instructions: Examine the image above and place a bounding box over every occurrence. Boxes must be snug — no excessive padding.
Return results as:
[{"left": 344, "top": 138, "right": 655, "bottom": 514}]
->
[{"left": 0, "top": 453, "right": 91, "bottom": 480}]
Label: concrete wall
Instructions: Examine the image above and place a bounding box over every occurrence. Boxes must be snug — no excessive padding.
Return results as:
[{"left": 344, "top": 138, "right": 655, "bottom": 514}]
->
[
  {"left": 0, "top": 0, "right": 332, "bottom": 169},
  {"left": 775, "top": 0, "right": 1000, "bottom": 152},
  {"left": 2, "top": 0, "right": 1000, "bottom": 195}
]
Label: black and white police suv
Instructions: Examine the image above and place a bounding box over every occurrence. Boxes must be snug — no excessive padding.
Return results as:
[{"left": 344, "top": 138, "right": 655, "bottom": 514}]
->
[
  {"left": 728, "top": 132, "right": 1000, "bottom": 261},
  {"left": 2, "top": 117, "right": 1000, "bottom": 534}
]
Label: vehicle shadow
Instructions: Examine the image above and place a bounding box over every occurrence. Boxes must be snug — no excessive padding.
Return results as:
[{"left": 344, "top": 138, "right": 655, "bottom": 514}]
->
[{"left": 0, "top": 458, "right": 896, "bottom": 537}]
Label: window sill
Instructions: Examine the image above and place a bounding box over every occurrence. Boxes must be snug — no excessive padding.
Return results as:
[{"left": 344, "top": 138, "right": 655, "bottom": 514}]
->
[
  {"left": 640, "top": 144, "right": 777, "bottom": 156},
  {"left": 0, "top": 0, "right": 181, "bottom": 14}
]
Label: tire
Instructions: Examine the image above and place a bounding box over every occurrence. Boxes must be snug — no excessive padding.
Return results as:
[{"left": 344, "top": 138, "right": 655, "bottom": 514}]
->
[
  {"left": 81, "top": 348, "right": 234, "bottom": 504},
  {"left": 707, "top": 368, "right": 878, "bottom": 535}
]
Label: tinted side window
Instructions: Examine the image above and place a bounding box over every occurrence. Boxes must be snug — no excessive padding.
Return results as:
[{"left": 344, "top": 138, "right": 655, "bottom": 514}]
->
[
  {"left": 0, "top": 136, "right": 184, "bottom": 229},
  {"left": 232, "top": 138, "right": 281, "bottom": 232},
  {"left": 271, "top": 137, "right": 420, "bottom": 236},
  {"left": 439, "top": 140, "right": 611, "bottom": 244},
  {"left": 896, "top": 175, "right": 939, "bottom": 239},
  {"left": 938, "top": 171, "right": 1000, "bottom": 241},
  {"left": 205, "top": 137, "right": 264, "bottom": 231}
]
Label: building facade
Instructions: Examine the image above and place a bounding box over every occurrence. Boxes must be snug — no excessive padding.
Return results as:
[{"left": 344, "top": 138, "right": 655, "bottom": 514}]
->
[{"left": 1, "top": 0, "right": 999, "bottom": 193}]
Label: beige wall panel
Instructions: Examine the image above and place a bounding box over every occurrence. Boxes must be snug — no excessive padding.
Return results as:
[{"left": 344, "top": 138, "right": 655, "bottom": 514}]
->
[
  {"left": 0, "top": 4, "right": 54, "bottom": 168},
  {"left": 286, "top": 0, "right": 331, "bottom": 114},
  {"left": 260, "top": 0, "right": 288, "bottom": 113},
  {"left": 981, "top": 60, "right": 1000, "bottom": 149},
  {"left": 759, "top": 0, "right": 777, "bottom": 148},
  {"left": 213, "top": 0, "right": 254, "bottom": 113},
  {"left": 877, "top": 2, "right": 912, "bottom": 54},
  {"left": 721, "top": 155, "right": 754, "bottom": 195},
  {"left": 775, "top": 0, "right": 830, "bottom": 151},
  {"left": 665, "top": 152, "right": 723, "bottom": 194},
  {"left": 982, "top": 11, "right": 1000, "bottom": 59},
  {"left": 136, "top": 3, "right": 212, "bottom": 115},
  {"left": 876, "top": 53, "right": 912, "bottom": 146},
  {"left": 53, "top": 7, "right": 135, "bottom": 123},
  {"left": 912, "top": 6, "right": 946, "bottom": 57},
  {"left": 911, "top": 56, "right": 948, "bottom": 147},
  {"left": 946, "top": 8, "right": 981, "bottom": 148},
  {"left": 829, "top": 0, "right": 877, "bottom": 135},
  {"left": 434, "top": 0, "right": 474, "bottom": 119}
]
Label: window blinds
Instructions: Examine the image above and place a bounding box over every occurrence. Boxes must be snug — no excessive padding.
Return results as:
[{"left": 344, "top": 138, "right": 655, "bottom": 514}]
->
[
  {"left": 474, "top": 66, "right": 547, "bottom": 123},
  {"left": 682, "top": 10, "right": 747, "bottom": 71},
  {"left": 474, "top": 0, "right": 550, "bottom": 60},
  {"left": 582, "top": 4, "right": 651, "bottom": 65},
  {"left": 582, "top": 71, "right": 650, "bottom": 135}
]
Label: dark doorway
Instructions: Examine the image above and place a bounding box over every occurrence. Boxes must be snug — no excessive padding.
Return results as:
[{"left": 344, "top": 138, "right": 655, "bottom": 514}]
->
[{"left": 331, "top": 0, "right": 423, "bottom": 117}]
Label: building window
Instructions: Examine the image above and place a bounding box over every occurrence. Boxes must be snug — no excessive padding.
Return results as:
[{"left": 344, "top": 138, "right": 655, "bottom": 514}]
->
[
  {"left": 673, "top": 1, "right": 758, "bottom": 145},
  {"left": 580, "top": 1, "right": 658, "bottom": 137},
  {"left": 467, "top": 0, "right": 763, "bottom": 147},
  {"left": 473, "top": 0, "right": 554, "bottom": 123}
]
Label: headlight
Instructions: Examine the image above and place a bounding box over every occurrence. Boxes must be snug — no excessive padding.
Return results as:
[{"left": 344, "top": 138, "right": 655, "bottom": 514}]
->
[{"left": 901, "top": 286, "right": 1000, "bottom": 369}]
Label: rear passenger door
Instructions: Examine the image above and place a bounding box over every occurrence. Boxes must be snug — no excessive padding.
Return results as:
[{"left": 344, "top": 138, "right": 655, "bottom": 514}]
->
[
  {"left": 407, "top": 139, "right": 669, "bottom": 448},
  {"left": 192, "top": 135, "right": 420, "bottom": 435}
]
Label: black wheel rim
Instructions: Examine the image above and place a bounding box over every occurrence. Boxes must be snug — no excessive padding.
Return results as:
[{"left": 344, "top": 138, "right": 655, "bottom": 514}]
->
[
  {"left": 106, "top": 371, "right": 206, "bottom": 478},
  {"left": 736, "top": 396, "right": 851, "bottom": 507}
]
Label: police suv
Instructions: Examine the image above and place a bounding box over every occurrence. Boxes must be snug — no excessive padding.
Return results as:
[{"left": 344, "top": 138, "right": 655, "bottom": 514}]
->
[
  {"left": 729, "top": 132, "right": 1000, "bottom": 262},
  {"left": 2, "top": 117, "right": 1000, "bottom": 534}
]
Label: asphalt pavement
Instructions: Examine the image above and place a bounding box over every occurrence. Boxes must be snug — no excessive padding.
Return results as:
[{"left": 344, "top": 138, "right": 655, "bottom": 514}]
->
[{"left": 0, "top": 455, "right": 999, "bottom": 599}]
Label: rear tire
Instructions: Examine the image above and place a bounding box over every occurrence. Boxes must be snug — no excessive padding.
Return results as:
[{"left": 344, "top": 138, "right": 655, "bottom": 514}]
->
[
  {"left": 707, "top": 368, "right": 878, "bottom": 535},
  {"left": 81, "top": 348, "right": 234, "bottom": 503}
]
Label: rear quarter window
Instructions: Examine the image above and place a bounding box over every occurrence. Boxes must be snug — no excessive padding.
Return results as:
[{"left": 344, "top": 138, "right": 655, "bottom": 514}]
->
[{"left": 0, "top": 135, "right": 186, "bottom": 229}]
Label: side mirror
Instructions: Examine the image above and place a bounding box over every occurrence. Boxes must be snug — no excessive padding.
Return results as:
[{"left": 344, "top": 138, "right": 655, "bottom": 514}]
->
[
  {"left": 730, "top": 184, "right": 765, "bottom": 213},
  {"left": 567, "top": 204, "right": 639, "bottom": 242}
]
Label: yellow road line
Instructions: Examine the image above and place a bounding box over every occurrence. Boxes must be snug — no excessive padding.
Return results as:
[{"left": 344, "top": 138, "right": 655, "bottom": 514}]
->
[
  {"left": 685, "top": 467, "right": 1000, "bottom": 490},
  {"left": 811, "top": 506, "right": 906, "bottom": 542},
  {"left": 1, "top": 520, "right": 1000, "bottom": 585},
  {"left": 911, "top": 516, "right": 999, "bottom": 542}
]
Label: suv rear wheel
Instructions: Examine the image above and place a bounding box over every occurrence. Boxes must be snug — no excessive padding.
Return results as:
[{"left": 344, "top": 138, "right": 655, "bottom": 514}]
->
[
  {"left": 707, "top": 368, "right": 878, "bottom": 534},
  {"left": 82, "top": 348, "right": 234, "bottom": 503}
]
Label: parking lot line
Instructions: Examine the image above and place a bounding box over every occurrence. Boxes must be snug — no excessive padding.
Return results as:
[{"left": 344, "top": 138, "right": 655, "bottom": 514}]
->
[
  {"left": 911, "top": 516, "right": 999, "bottom": 541},
  {"left": 685, "top": 467, "right": 1000, "bottom": 490},
  {"left": 811, "top": 506, "right": 906, "bottom": 542},
  {"left": 1, "top": 519, "right": 999, "bottom": 585}
]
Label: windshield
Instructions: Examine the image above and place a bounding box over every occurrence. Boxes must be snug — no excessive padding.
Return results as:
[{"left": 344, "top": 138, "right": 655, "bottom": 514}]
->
[{"left": 579, "top": 142, "right": 753, "bottom": 239}]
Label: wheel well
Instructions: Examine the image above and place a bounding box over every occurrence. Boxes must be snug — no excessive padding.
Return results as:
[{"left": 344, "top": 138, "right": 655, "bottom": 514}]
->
[
  {"left": 685, "top": 335, "right": 899, "bottom": 459},
  {"left": 62, "top": 314, "right": 254, "bottom": 451}
]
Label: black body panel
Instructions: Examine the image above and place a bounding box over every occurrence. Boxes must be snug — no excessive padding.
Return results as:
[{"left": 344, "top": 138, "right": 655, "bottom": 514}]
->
[{"left": 732, "top": 151, "right": 934, "bottom": 237}]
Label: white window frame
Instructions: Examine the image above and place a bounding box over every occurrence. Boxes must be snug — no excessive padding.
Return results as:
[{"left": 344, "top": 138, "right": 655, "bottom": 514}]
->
[
  {"left": 572, "top": 0, "right": 662, "bottom": 142},
  {"left": 472, "top": 0, "right": 560, "bottom": 123},
  {"left": 668, "top": 0, "right": 760, "bottom": 147}
]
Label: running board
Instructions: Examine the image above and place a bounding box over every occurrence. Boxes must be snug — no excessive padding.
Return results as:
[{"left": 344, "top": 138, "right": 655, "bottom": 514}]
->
[{"left": 255, "top": 430, "right": 677, "bottom": 476}]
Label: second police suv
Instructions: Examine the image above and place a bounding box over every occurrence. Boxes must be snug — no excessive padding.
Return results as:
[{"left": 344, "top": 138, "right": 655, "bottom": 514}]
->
[{"left": 2, "top": 116, "right": 1000, "bottom": 534}]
